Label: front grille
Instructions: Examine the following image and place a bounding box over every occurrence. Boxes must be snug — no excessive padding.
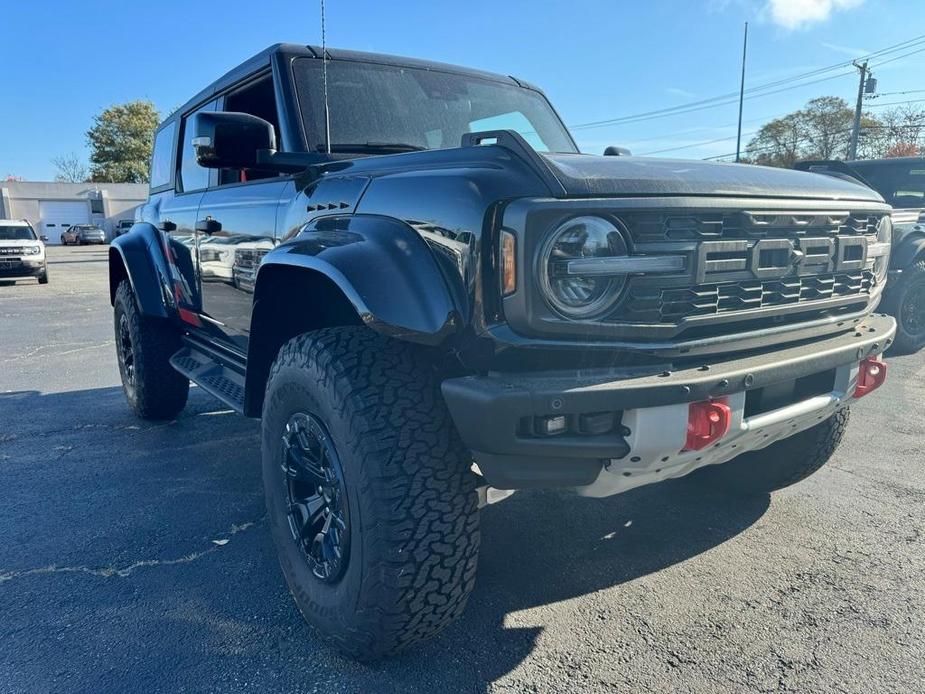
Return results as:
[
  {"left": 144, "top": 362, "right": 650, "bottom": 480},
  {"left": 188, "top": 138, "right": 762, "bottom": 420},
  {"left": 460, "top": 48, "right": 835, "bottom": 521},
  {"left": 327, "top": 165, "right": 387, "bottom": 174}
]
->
[
  {"left": 623, "top": 210, "right": 878, "bottom": 242},
  {"left": 0, "top": 247, "right": 24, "bottom": 256},
  {"left": 232, "top": 248, "right": 269, "bottom": 293},
  {"left": 624, "top": 270, "right": 873, "bottom": 322}
]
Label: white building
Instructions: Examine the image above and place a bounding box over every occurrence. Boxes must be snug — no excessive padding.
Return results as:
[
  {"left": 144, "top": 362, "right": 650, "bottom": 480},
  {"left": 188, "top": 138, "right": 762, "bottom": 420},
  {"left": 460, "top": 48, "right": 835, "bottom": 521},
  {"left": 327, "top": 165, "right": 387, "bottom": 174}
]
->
[{"left": 0, "top": 181, "right": 147, "bottom": 244}]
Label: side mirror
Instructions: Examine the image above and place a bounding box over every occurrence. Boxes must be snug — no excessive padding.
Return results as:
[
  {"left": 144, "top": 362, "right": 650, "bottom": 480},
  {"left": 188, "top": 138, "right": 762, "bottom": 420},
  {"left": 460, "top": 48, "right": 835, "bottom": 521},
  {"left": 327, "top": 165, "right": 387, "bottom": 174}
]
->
[
  {"left": 192, "top": 111, "right": 276, "bottom": 170},
  {"left": 604, "top": 146, "right": 632, "bottom": 156},
  {"left": 40, "top": 235, "right": 49, "bottom": 242}
]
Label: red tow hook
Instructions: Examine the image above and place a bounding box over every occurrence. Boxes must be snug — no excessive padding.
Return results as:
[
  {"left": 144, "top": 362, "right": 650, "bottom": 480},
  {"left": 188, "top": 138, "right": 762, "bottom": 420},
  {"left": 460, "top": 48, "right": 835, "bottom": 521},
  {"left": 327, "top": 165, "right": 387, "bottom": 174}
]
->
[
  {"left": 853, "top": 357, "right": 887, "bottom": 399},
  {"left": 684, "top": 398, "right": 732, "bottom": 452}
]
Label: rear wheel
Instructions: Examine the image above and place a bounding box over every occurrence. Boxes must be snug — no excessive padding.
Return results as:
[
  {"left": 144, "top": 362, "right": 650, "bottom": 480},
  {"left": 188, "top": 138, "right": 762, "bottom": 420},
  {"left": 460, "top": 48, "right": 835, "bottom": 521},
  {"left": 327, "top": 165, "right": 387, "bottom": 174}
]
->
[
  {"left": 113, "top": 280, "right": 189, "bottom": 420},
  {"left": 696, "top": 408, "right": 849, "bottom": 495},
  {"left": 261, "top": 327, "right": 480, "bottom": 660},
  {"left": 888, "top": 260, "right": 925, "bottom": 354}
]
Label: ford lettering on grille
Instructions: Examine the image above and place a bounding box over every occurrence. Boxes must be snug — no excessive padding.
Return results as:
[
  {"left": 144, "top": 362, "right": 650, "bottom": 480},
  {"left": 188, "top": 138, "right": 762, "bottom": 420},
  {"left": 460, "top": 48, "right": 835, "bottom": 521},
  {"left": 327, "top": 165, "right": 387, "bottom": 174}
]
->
[{"left": 694, "top": 236, "right": 868, "bottom": 284}]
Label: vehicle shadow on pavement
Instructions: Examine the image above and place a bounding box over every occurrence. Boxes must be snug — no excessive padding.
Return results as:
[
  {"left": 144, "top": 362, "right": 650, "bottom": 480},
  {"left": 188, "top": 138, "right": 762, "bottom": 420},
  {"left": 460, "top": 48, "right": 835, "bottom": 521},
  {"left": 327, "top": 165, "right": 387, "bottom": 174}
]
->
[
  {"left": 371, "top": 475, "right": 770, "bottom": 690},
  {"left": 0, "top": 386, "right": 769, "bottom": 693}
]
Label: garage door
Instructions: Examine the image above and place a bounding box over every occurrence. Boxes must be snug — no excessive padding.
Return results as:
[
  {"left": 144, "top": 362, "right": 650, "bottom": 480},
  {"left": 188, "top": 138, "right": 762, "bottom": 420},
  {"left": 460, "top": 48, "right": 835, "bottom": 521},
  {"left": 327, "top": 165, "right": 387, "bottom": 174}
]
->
[{"left": 39, "top": 201, "right": 90, "bottom": 244}]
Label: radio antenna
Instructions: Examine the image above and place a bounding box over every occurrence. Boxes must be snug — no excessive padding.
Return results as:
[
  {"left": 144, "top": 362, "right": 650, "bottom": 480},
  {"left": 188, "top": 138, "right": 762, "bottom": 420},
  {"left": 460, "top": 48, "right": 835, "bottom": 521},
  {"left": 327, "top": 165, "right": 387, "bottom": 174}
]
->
[{"left": 320, "top": 0, "right": 332, "bottom": 154}]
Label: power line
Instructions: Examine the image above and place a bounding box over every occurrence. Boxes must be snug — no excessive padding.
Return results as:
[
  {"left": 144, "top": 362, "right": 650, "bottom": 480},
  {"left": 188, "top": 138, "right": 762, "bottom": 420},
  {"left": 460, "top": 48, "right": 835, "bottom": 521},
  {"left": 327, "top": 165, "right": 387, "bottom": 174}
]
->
[
  {"left": 869, "top": 89, "right": 925, "bottom": 98},
  {"left": 867, "top": 45, "right": 925, "bottom": 68},
  {"left": 640, "top": 132, "right": 759, "bottom": 156},
  {"left": 568, "top": 33, "right": 925, "bottom": 132},
  {"left": 704, "top": 121, "right": 925, "bottom": 162},
  {"left": 573, "top": 69, "right": 858, "bottom": 130}
]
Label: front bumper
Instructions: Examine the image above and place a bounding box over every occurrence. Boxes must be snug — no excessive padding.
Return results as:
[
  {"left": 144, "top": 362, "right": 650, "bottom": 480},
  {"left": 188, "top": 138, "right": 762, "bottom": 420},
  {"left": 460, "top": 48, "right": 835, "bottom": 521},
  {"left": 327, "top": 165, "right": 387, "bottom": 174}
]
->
[
  {"left": 442, "top": 313, "right": 896, "bottom": 495},
  {"left": 0, "top": 259, "right": 46, "bottom": 278}
]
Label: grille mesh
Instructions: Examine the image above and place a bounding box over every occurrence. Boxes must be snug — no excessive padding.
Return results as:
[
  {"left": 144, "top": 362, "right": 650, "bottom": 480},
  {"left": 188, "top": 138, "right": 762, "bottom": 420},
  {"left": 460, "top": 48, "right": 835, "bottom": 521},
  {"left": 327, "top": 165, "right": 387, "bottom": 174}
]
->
[{"left": 624, "top": 271, "right": 873, "bottom": 323}]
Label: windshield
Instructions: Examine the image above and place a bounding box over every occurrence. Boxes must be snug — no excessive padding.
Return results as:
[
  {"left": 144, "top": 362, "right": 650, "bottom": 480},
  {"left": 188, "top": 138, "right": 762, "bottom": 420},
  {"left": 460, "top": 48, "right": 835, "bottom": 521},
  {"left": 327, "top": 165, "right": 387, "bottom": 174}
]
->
[
  {"left": 849, "top": 160, "right": 925, "bottom": 208},
  {"left": 0, "top": 225, "right": 37, "bottom": 241},
  {"left": 293, "top": 58, "right": 577, "bottom": 154}
]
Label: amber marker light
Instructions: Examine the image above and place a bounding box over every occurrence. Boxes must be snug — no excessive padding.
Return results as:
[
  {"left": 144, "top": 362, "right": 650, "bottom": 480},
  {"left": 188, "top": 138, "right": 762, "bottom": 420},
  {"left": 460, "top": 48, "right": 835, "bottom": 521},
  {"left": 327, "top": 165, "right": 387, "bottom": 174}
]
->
[{"left": 501, "top": 230, "right": 516, "bottom": 296}]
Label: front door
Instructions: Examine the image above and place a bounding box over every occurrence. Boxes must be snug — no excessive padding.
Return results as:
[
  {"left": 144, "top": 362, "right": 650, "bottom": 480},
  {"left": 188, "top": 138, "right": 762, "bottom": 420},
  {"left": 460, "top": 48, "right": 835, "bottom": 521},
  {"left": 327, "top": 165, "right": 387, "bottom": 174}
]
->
[{"left": 194, "top": 179, "right": 286, "bottom": 355}]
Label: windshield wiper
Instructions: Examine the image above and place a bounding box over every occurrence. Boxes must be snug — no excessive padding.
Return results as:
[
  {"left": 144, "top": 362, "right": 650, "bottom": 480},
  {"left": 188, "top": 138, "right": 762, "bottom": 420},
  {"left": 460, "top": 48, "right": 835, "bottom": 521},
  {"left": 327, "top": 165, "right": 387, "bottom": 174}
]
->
[{"left": 318, "top": 142, "right": 427, "bottom": 154}]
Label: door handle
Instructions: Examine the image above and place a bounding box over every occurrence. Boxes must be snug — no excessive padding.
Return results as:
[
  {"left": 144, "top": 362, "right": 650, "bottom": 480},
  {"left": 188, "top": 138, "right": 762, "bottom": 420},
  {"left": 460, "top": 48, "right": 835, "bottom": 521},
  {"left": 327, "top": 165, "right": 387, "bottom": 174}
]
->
[{"left": 196, "top": 218, "right": 222, "bottom": 235}]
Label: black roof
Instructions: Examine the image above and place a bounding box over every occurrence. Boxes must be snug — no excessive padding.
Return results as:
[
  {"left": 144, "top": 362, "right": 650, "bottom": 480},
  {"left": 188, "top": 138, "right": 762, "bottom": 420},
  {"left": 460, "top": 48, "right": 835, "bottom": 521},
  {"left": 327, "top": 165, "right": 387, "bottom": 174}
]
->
[
  {"left": 160, "top": 43, "right": 522, "bottom": 132},
  {"left": 848, "top": 156, "right": 925, "bottom": 167}
]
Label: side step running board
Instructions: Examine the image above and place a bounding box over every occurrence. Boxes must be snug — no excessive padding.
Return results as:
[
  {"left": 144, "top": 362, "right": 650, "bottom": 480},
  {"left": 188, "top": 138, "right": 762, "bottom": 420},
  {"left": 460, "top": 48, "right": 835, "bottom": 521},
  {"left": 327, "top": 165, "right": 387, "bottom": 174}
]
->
[{"left": 170, "top": 346, "right": 246, "bottom": 414}]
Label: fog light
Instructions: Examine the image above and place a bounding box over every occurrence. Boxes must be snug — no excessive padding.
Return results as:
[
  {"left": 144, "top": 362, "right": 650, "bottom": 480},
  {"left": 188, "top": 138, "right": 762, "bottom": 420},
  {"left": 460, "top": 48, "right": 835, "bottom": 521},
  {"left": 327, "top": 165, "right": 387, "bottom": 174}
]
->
[
  {"left": 854, "top": 357, "right": 887, "bottom": 398},
  {"left": 684, "top": 398, "right": 731, "bottom": 451},
  {"left": 539, "top": 415, "right": 567, "bottom": 436}
]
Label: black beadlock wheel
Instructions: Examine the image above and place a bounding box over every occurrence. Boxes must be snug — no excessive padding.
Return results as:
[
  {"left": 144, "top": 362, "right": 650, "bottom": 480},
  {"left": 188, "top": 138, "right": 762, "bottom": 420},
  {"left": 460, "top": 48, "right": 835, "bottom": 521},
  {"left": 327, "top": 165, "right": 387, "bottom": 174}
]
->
[
  {"left": 281, "top": 412, "right": 351, "bottom": 584},
  {"left": 695, "top": 408, "right": 850, "bottom": 495},
  {"left": 889, "top": 260, "right": 925, "bottom": 354},
  {"left": 261, "top": 326, "right": 480, "bottom": 660},
  {"left": 113, "top": 280, "right": 189, "bottom": 420}
]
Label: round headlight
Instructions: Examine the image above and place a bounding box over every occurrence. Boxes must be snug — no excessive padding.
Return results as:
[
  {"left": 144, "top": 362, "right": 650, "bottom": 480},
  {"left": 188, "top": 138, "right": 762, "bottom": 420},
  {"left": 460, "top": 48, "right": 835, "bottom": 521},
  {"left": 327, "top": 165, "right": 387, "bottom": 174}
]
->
[{"left": 538, "top": 216, "right": 628, "bottom": 318}]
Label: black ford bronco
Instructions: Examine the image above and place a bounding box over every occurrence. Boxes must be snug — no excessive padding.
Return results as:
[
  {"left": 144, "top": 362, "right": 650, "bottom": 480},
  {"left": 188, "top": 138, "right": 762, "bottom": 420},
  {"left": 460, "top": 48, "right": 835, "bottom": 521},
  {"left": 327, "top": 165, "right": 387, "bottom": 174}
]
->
[
  {"left": 797, "top": 157, "right": 925, "bottom": 352},
  {"left": 110, "top": 44, "right": 896, "bottom": 659}
]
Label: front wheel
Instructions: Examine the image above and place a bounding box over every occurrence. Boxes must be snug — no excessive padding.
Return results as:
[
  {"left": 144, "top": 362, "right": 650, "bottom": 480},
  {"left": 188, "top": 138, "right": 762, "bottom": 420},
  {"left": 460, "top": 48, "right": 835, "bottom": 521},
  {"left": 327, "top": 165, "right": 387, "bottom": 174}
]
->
[
  {"left": 113, "top": 280, "right": 189, "bottom": 420},
  {"left": 261, "top": 327, "right": 480, "bottom": 660},
  {"left": 38, "top": 267, "right": 49, "bottom": 285},
  {"left": 888, "top": 260, "right": 925, "bottom": 354},
  {"left": 696, "top": 408, "right": 850, "bottom": 495}
]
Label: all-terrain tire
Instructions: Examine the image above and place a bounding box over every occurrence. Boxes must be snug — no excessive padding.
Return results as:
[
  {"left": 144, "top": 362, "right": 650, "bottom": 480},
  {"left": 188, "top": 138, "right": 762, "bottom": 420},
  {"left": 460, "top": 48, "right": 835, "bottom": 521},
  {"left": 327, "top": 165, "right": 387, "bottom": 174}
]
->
[
  {"left": 113, "top": 280, "right": 189, "bottom": 420},
  {"left": 886, "top": 260, "right": 925, "bottom": 354},
  {"left": 697, "top": 408, "right": 850, "bottom": 495},
  {"left": 261, "top": 326, "right": 480, "bottom": 660},
  {"left": 38, "top": 268, "right": 49, "bottom": 284}
]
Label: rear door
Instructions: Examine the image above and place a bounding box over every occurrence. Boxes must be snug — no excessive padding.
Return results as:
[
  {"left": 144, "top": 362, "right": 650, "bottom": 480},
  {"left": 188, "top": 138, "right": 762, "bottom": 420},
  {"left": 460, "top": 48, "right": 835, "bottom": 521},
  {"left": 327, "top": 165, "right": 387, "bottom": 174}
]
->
[{"left": 155, "top": 100, "right": 220, "bottom": 322}]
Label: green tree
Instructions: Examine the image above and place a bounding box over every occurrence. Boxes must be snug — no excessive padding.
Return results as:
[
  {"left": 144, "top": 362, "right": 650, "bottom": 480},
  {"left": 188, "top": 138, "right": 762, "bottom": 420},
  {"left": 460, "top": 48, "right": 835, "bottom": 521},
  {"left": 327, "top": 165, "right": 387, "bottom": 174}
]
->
[
  {"left": 745, "top": 96, "right": 881, "bottom": 167},
  {"left": 86, "top": 100, "right": 160, "bottom": 183}
]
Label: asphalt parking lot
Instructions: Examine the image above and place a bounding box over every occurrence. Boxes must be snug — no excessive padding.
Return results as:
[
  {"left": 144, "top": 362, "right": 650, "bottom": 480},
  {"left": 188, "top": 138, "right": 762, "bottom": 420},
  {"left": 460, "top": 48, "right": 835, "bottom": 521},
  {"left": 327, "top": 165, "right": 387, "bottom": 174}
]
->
[{"left": 1, "top": 245, "right": 923, "bottom": 693}]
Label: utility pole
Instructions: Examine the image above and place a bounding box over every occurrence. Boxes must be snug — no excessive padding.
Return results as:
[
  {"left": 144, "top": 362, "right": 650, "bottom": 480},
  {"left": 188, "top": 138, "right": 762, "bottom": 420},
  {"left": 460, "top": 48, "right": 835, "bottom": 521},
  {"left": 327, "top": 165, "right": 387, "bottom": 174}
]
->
[
  {"left": 735, "top": 22, "right": 749, "bottom": 163},
  {"left": 848, "top": 60, "right": 868, "bottom": 161}
]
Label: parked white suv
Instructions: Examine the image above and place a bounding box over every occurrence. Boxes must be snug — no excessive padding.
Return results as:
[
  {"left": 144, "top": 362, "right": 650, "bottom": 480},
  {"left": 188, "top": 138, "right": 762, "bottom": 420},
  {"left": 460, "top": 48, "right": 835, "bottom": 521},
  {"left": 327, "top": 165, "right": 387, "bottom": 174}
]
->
[{"left": 0, "top": 220, "right": 48, "bottom": 284}]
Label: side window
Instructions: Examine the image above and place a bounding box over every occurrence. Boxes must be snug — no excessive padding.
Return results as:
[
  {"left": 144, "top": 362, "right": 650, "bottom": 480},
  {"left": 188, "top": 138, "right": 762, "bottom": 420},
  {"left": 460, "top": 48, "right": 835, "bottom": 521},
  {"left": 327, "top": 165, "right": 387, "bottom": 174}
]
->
[
  {"left": 219, "top": 74, "right": 282, "bottom": 186},
  {"left": 149, "top": 122, "right": 176, "bottom": 190},
  {"left": 179, "top": 99, "right": 219, "bottom": 193}
]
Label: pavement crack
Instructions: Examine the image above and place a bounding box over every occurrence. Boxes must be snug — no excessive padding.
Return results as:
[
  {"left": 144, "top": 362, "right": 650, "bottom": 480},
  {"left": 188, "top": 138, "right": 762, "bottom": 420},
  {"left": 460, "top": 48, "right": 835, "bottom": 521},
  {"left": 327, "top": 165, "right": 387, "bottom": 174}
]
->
[{"left": 0, "top": 515, "right": 265, "bottom": 584}]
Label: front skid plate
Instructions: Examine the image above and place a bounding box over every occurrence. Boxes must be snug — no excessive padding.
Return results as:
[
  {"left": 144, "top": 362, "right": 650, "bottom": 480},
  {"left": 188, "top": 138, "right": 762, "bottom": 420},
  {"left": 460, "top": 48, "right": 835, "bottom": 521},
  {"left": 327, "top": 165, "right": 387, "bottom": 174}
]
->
[{"left": 576, "top": 363, "right": 857, "bottom": 497}]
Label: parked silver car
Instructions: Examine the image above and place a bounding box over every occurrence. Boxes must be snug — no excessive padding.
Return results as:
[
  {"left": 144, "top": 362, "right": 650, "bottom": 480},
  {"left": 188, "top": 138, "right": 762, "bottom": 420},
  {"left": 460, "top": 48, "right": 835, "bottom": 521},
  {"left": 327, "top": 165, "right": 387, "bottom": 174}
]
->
[{"left": 71, "top": 225, "right": 107, "bottom": 245}]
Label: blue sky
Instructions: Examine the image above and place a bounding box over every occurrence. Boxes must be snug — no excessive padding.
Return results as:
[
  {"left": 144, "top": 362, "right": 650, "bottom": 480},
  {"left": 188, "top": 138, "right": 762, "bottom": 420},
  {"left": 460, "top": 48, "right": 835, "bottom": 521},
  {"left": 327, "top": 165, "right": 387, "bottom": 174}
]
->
[{"left": 2, "top": 0, "right": 924, "bottom": 180}]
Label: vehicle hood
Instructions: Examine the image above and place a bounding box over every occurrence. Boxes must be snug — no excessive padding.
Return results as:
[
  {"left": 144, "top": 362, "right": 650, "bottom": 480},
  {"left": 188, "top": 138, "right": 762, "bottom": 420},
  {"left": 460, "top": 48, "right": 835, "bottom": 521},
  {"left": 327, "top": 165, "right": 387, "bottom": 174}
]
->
[{"left": 539, "top": 153, "right": 886, "bottom": 202}]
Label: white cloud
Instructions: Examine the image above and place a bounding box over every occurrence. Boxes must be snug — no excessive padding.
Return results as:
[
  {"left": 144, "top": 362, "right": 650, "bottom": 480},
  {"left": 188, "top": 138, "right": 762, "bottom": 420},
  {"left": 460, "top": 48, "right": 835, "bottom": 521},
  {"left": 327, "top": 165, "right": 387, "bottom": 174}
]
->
[
  {"left": 765, "top": 0, "right": 864, "bottom": 30},
  {"left": 666, "top": 87, "right": 696, "bottom": 98}
]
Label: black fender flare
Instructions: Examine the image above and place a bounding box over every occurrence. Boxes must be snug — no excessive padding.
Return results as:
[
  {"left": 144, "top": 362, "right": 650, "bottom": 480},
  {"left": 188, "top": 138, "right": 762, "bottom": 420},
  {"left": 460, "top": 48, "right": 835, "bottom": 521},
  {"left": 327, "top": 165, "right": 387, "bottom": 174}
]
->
[
  {"left": 243, "top": 214, "right": 461, "bottom": 416},
  {"left": 890, "top": 226, "right": 925, "bottom": 270},
  {"left": 108, "top": 222, "right": 173, "bottom": 319},
  {"left": 254, "top": 214, "right": 461, "bottom": 344}
]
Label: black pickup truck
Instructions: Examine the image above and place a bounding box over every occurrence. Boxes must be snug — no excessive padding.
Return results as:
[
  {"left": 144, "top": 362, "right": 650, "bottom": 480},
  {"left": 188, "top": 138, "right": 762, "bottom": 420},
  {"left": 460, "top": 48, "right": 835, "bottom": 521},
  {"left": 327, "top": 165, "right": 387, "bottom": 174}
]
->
[
  {"left": 797, "top": 157, "right": 925, "bottom": 352},
  {"left": 110, "top": 44, "right": 896, "bottom": 659}
]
